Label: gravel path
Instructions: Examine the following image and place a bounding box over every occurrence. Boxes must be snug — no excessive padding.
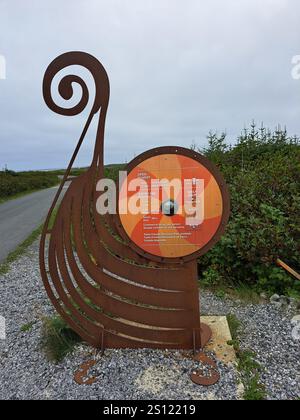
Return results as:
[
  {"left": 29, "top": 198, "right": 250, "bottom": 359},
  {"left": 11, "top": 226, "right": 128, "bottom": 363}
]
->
[{"left": 0, "top": 241, "right": 299, "bottom": 400}]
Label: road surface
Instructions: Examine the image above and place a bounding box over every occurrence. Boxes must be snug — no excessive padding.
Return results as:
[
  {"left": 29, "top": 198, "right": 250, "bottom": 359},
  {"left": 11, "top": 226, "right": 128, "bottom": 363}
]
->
[{"left": 0, "top": 185, "right": 68, "bottom": 263}]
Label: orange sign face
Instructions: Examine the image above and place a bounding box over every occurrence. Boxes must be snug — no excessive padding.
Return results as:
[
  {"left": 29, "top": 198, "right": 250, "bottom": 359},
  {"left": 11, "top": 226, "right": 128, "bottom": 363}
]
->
[{"left": 119, "top": 150, "right": 229, "bottom": 260}]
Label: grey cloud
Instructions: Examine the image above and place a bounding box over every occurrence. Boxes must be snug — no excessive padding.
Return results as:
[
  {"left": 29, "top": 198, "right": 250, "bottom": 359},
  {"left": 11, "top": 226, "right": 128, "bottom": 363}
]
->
[{"left": 0, "top": 0, "right": 300, "bottom": 170}]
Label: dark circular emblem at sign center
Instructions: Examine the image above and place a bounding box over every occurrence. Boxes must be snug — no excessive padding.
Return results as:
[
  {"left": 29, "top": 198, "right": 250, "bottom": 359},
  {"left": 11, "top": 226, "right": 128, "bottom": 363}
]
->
[{"left": 161, "top": 199, "right": 179, "bottom": 216}]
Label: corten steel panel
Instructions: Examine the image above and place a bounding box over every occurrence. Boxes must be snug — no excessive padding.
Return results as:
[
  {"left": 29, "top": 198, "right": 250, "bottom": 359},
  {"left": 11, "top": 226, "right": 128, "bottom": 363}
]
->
[{"left": 40, "top": 52, "right": 230, "bottom": 350}]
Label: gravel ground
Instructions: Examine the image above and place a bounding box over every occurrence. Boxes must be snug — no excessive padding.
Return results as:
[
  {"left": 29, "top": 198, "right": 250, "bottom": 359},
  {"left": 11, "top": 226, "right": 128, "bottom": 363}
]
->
[{"left": 0, "top": 241, "right": 299, "bottom": 400}]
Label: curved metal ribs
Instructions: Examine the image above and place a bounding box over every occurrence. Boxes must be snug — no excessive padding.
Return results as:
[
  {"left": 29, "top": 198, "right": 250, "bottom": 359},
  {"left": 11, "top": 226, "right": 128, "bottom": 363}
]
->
[{"left": 40, "top": 52, "right": 203, "bottom": 349}]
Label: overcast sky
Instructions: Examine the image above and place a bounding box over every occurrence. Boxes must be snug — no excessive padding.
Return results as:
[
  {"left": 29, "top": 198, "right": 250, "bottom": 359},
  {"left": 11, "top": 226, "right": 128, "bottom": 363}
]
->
[{"left": 0, "top": 0, "right": 300, "bottom": 171}]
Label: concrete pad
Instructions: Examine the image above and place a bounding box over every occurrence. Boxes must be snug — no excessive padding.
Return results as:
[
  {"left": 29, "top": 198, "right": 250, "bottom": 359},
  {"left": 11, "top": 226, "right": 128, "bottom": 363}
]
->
[
  {"left": 115, "top": 315, "right": 237, "bottom": 367},
  {"left": 202, "top": 316, "right": 237, "bottom": 366}
]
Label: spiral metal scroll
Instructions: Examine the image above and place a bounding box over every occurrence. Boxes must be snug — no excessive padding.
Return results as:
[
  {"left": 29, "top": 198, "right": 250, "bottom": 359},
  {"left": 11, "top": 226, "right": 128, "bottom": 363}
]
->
[{"left": 40, "top": 52, "right": 212, "bottom": 350}]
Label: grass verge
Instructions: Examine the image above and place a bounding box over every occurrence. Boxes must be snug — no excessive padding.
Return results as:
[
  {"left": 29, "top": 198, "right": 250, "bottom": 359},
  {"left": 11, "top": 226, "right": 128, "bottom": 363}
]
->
[
  {"left": 227, "top": 313, "right": 267, "bottom": 400},
  {"left": 42, "top": 316, "right": 82, "bottom": 362},
  {"left": 201, "top": 282, "right": 262, "bottom": 304},
  {"left": 20, "top": 321, "right": 36, "bottom": 333},
  {"left": 0, "top": 224, "right": 43, "bottom": 275}
]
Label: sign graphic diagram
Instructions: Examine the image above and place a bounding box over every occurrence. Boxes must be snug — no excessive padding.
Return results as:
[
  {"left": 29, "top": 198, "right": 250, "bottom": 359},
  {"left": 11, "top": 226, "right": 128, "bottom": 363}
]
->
[{"left": 119, "top": 149, "right": 227, "bottom": 261}]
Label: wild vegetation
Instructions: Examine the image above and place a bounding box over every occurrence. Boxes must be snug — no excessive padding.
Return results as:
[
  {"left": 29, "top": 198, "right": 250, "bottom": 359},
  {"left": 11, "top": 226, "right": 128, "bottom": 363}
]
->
[
  {"left": 196, "top": 123, "right": 300, "bottom": 298},
  {"left": 0, "top": 169, "right": 59, "bottom": 201},
  {"left": 0, "top": 165, "right": 125, "bottom": 202},
  {"left": 1, "top": 125, "right": 299, "bottom": 299},
  {"left": 42, "top": 316, "right": 82, "bottom": 362},
  {"left": 227, "top": 314, "right": 266, "bottom": 401}
]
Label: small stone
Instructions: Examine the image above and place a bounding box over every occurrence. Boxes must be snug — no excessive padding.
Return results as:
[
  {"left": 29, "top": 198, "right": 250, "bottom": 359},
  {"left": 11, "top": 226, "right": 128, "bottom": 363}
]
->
[
  {"left": 272, "top": 301, "right": 283, "bottom": 310},
  {"left": 279, "top": 296, "right": 290, "bottom": 306},
  {"left": 1, "top": 240, "right": 300, "bottom": 400},
  {"left": 292, "top": 325, "right": 300, "bottom": 341},
  {"left": 291, "top": 315, "right": 300, "bottom": 326},
  {"left": 270, "top": 294, "right": 280, "bottom": 303},
  {"left": 288, "top": 298, "right": 300, "bottom": 311},
  {"left": 260, "top": 293, "right": 267, "bottom": 300}
]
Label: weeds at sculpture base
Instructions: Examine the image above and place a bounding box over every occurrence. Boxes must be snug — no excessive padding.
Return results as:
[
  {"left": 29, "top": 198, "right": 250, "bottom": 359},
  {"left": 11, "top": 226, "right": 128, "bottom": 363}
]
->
[
  {"left": 238, "top": 351, "right": 266, "bottom": 400},
  {"left": 227, "top": 313, "right": 266, "bottom": 400},
  {"left": 42, "top": 316, "right": 82, "bottom": 363}
]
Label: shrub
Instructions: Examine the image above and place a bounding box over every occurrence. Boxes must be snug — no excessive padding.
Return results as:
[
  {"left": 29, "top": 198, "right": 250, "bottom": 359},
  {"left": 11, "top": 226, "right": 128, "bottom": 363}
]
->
[
  {"left": 197, "top": 123, "right": 300, "bottom": 296},
  {"left": 0, "top": 170, "right": 59, "bottom": 199}
]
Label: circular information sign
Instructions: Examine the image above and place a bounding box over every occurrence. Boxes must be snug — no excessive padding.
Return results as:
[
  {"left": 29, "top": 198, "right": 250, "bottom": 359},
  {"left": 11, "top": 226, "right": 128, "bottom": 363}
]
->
[{"left": 118, "top": 147, "right": 230, "bottom": 262}]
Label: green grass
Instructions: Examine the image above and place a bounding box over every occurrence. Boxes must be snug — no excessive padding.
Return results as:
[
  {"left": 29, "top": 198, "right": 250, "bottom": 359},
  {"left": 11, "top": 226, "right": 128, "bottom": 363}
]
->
[
  {"left": 238, "top": 350, "right": 266, "bottom": 400},
  {"left": 226, "top": 313, "right": 241, "bottom": 342},
  {"left": 201, "top": 281, "right": 261, "bottom": 304},
  {"left": 243, "top": 377, "right": 266, "bottom": 400},
  {"left": 20, "top": 321, "right": 35, "bottom": 332},
  {"left": 215, "top": 289, "right": 226, "bottom": 300},
  {"left": 226, "top": 313, "right": 267, "bottom": 400},
  {"left": 42, "top": 316, "right": 82, "bottom": 362},
  {"left": 231, "top": 283, "right": 261, "bottom": 303},
  {"left": 0, "top": 225, "right": 43, "bottom": 275}
]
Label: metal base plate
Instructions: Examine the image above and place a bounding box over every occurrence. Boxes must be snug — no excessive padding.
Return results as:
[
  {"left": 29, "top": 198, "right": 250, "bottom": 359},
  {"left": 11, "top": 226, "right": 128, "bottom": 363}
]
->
[
  {"left": 200, "top": 323, "right": 212, "bottom": 348},
  {"left": 190, "top": 351, "right": 220, "bottom": 387}
]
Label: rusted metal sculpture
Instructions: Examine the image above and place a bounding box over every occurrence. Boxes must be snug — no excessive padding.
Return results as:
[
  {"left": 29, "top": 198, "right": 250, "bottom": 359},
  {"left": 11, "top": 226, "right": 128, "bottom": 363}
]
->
[{"left": 40, "top": 52, "right": 230, "bottom": 354}]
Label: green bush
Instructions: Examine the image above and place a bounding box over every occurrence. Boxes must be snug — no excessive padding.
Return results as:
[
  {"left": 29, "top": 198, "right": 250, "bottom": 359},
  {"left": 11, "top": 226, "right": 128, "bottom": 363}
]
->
[
  {"left": 0, "top": 169, "right": 59, "bottom": 199},
  {"left": 104, "top": 164, "right": 126, "bottom": 181},
  {"left": 0, "top": 165, "right": 125, "bottom": 201},
  {"left": 197, "top": 123, "right": 300, "bottom": 296}
]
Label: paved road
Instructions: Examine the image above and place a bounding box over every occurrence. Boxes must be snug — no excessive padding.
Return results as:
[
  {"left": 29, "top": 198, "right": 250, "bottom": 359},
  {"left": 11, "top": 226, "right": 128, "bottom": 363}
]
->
[{"left": 0, "top": 185, "right": 68, "bottom": 263}]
